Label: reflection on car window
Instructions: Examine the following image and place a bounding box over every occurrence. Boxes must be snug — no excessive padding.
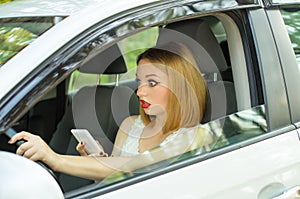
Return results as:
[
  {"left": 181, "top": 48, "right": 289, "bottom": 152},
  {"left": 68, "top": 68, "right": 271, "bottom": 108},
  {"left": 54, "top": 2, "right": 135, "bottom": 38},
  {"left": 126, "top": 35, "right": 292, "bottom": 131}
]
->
[
  {"left": 0, "top": 17, "right": 64, "bottom": 66},
  {"left": 0, "top": 27, "right": 37, "bottom": 65},
  {"left": 98, "top": 105, "right": 267, "bottom": 187},
  {"left": 280, "top": 6, "right": 300, "bottom": 67},
  {"left": 208, "top": 105, "right": 267, "bottom": 148}
]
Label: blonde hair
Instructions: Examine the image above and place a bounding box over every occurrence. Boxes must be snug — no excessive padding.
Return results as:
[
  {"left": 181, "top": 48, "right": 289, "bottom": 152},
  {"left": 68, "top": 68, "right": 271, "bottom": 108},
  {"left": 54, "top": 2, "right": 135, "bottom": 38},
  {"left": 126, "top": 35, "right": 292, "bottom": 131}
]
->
[{"left": 137, "top": 42, "right": 207, "bottom": 133}]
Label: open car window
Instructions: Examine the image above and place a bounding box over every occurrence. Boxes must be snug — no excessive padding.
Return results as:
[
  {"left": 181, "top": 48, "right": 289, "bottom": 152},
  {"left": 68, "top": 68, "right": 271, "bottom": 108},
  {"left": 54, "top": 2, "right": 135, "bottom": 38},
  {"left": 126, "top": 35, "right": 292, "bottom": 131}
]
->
[
  {"left": 68, "top": 27, "right": 158, "bottom": 94},
  {"left": 60, "top": 12, "right": 265, "bottom": 193}
]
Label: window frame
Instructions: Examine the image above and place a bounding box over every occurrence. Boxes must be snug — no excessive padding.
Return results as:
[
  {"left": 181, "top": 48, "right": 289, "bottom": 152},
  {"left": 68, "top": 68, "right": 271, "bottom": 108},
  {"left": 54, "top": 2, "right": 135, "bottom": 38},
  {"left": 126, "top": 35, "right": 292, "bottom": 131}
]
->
[
  {"left": 65, "top": 8, "right": 292, "bottom": 198},
  {"left": 274, "top": 5, "right": 300, "bottom": 126},
  {"left": 248, "top": 8, "right": 291, "bottom": 130},
  {"left": 269, "top": 0, "right": 300, "bottom": 6}
]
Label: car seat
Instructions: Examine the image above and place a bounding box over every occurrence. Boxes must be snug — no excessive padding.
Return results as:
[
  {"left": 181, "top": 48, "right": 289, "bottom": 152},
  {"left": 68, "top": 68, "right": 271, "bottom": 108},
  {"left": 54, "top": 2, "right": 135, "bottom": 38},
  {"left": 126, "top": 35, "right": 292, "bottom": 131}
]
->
[
  {"left": 156, "top": 18, "right": 237, "bottom": 123},
  {"left": 49, "top": 44, "right": 139, "bottom": 192}
]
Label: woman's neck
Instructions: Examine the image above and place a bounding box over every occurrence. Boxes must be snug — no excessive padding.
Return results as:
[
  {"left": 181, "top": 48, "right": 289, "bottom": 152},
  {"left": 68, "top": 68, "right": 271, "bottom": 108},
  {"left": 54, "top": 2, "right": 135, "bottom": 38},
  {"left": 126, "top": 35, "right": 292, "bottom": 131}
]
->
[
  {"left": 148, "top": 112, "right": 167, "bottom": 132},
  {"left": 139, "top": 117, "right": 165, "bottom": 153}
]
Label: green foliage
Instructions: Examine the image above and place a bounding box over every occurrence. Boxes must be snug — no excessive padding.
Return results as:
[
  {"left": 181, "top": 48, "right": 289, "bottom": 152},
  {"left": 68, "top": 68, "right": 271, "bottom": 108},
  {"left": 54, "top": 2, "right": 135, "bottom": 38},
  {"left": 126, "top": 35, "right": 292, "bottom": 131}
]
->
[
  {"left": 119, "top": 27, "right": 158, "bottom": 71},
  {"left": 0, "top": 0, "right": 13, "bottom": 4},
  {"left": 0, "top": 27, "right": 37, "bottom": 65},
  {"left": 69, "top": 28, "right": 158, "bottom": 92}
]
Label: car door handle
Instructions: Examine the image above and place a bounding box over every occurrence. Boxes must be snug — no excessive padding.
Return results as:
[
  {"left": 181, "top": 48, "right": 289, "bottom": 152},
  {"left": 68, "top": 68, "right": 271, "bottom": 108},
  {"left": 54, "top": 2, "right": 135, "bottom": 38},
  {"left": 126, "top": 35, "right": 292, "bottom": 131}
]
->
[{"left": 272, "top": 186, "right": 300, "bottom": 199}]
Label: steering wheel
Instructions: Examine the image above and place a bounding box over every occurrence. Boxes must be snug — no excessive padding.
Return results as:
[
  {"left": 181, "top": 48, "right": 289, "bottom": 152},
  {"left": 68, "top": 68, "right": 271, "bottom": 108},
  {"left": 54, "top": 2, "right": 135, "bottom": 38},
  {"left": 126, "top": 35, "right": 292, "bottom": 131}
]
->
[{"left": 5, "top": 128, "right": 64, "bottom": 192}]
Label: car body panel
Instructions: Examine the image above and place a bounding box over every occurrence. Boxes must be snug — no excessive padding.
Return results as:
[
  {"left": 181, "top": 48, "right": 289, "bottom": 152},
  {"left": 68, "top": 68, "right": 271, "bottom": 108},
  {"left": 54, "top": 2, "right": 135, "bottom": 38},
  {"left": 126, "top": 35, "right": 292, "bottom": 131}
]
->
[
  {"left": 0, "top": 151, "right": 64, "bottom": 198},
  {"left": 92, "top": 130, "right": 300, "bottom": 199}
]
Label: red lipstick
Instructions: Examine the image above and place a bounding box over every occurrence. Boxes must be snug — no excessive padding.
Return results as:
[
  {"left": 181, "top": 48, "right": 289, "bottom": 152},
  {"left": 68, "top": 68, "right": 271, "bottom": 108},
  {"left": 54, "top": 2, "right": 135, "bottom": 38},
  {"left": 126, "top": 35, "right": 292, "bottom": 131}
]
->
[{"left": 140, "top": 100, "right": 151, "bottom": 109}]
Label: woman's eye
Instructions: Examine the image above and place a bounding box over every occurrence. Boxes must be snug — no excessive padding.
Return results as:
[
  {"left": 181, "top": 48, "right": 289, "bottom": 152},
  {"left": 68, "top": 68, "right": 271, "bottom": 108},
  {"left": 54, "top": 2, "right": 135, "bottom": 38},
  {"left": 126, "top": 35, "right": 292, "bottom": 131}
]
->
[
  {"left": 148, "top": 80, "right": 159, "bottom": 87},
  {"left": 136, "top": 79, "right": 159, "bottom": 87}
]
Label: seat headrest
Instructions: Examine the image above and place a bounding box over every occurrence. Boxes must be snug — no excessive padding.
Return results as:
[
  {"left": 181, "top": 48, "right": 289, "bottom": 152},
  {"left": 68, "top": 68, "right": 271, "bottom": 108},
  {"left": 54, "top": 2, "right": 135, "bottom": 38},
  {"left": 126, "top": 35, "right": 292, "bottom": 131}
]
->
[
  {"left": 79, "top": 44, "right": 127, "bottom": 74},
  {"left": 157, "top": 19, "right": 228, "bottom": 73}
]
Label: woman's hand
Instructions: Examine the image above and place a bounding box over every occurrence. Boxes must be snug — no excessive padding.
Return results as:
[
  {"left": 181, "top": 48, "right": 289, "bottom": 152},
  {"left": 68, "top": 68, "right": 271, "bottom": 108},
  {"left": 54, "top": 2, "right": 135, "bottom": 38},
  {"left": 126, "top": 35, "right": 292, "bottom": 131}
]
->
[
  {"left": 76, "top": 141, "right": 88, "bottom": 156},
  {"left": 76, "top": 140, "right": 108, "bottom": 157},
  {"left": 8, "top": 131, "right": 59, "bottom": 170}
]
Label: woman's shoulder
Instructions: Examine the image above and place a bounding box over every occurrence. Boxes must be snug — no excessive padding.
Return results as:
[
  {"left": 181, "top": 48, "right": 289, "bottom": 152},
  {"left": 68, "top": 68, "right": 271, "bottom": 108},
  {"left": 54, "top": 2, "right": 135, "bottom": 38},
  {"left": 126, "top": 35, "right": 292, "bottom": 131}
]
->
[
  {"left": 121, "top": 115, "right": 140, "bottom": 125},
  {"left": 112, "top": 115, "right": 142, "bottom": 156}
]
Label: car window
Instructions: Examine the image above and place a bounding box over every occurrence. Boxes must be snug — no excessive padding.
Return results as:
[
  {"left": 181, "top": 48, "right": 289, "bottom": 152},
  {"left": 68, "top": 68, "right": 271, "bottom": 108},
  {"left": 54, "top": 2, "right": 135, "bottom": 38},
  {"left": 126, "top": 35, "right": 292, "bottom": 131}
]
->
[
  {"left": 64, "top": 14, "right": 267, "bottom": 190},
  {"left": 1, "top": 4, "right": 276, "bottom": 195},
  {"left": 0, "top": 17, "right": 64, "bottom": 66},
  {"left": 100, "top": 105, "right": 267, "bottom": 186},
  {"left": 67, "top": 27, "right": 158, "bottom": 94},
  {"left": 280, "top": 6, "right": 300, "bottom": 67}
]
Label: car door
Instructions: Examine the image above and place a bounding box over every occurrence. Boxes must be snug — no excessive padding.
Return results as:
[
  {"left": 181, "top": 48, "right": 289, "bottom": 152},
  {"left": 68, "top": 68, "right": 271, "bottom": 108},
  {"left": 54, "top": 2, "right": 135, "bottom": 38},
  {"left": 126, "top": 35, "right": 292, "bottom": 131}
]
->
[
  {"left": 60, "top": 1, "right": 300, "bottom": 199},
  {"left": 1, "top": 0, "right": 300, "bottom": 198},
  {"left": 70, "top": 2, "right": 300, "bottom": 199}
]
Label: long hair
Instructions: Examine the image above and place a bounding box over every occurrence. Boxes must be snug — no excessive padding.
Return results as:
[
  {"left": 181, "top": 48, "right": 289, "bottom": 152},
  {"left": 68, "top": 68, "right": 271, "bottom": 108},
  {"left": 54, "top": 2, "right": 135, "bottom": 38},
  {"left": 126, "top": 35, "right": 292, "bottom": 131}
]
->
[{"left": 137, "top": 42, "right": 207, "bottom": 133}]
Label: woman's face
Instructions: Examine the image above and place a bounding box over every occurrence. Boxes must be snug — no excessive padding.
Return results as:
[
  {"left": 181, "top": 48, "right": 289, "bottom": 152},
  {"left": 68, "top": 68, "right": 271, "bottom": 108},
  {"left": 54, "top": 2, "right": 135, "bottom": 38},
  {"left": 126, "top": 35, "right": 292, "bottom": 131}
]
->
[{"left": 136, "top": 58, "right": 169, "bottom": 116}]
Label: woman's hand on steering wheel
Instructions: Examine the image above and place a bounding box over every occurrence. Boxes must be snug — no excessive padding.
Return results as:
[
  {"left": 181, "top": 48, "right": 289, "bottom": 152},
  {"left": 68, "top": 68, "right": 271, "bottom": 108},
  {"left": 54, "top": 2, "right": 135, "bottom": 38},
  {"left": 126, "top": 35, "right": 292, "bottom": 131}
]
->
[
  {"left": 6, "top": 129, "right": 63, "bottom": 191},
  {"left": 8, "top": 131, "right": 58, "bottom": 166}
]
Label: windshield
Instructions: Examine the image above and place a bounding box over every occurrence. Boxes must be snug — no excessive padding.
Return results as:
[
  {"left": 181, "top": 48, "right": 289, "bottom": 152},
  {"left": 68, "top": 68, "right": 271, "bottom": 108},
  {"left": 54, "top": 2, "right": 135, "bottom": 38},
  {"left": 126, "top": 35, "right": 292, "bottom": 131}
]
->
[{"left": 0, "top": 16, "right": 64, "bottom": 66}]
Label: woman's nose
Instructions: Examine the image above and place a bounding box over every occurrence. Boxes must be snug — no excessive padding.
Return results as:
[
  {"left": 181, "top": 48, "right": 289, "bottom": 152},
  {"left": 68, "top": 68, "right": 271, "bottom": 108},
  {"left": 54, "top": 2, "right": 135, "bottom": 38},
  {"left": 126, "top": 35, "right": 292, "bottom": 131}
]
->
[{"left": 136, "top": 85, "right": 147, "bottom": 97}]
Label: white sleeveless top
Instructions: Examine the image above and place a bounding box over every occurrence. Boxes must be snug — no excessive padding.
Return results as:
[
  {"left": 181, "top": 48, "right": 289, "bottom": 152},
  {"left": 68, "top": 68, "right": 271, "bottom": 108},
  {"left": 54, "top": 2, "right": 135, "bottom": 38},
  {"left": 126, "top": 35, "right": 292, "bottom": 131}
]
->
[{"left": 120, "top": 116, "right": 187, "bottom": 157}]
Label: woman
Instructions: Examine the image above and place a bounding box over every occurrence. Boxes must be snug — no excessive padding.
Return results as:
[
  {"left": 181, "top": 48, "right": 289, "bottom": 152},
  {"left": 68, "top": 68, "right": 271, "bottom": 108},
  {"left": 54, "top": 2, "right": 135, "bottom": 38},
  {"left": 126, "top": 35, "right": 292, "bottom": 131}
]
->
[{"left": 9, "top": 42, "right": 210, "bottom": 180}]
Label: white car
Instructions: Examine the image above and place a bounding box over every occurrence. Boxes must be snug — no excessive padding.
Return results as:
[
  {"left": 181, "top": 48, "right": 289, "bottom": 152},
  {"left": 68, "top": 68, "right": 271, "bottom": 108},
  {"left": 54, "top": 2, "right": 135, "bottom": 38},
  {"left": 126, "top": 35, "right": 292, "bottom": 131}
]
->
[{"left": 0, "top": 0, "right": 300, "bottom": 198}]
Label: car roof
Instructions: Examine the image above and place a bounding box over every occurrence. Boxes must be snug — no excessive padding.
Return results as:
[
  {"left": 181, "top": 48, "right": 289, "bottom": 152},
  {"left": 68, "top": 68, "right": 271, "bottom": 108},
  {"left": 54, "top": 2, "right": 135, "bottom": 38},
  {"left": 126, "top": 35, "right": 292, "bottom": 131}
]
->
[{"left": 0, "top": 0, "right": 105, "bottom": 18}]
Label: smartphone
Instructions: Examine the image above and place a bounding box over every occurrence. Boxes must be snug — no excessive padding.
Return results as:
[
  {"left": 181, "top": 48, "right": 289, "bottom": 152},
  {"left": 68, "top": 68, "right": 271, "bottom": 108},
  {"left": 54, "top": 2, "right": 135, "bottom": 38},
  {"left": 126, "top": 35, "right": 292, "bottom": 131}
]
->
[{"left": 71, "top": 129, "right": 102, "bottom": 154}]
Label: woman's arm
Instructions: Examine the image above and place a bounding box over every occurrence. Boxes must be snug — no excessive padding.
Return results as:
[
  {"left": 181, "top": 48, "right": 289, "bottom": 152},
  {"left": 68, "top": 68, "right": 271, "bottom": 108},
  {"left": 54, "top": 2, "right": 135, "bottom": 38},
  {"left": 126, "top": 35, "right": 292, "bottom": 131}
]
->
[
  {"left": 54, "top": 154, "right": 131, "bottom": 180},
  {"left": 8, "top": 122, "right": 212, "bottom": 181},
  {"left": 8, "top": 131, "right": 132, "bottom": 180},
  {"left": 8, "top": 116, "right": 139, "bottom": 180}
]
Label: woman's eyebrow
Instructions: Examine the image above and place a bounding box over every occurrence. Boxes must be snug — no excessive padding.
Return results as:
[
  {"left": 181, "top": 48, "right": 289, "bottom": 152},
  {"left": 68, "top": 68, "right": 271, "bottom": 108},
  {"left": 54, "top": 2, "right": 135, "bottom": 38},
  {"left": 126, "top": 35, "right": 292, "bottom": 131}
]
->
[{"left": 145, "top": 74, "right": 159, "bottom": 78}]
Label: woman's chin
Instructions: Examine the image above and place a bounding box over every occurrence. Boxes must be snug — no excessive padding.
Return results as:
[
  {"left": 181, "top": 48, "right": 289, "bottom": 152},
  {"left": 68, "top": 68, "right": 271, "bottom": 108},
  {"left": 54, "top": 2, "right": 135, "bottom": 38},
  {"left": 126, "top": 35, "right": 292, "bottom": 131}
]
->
[{"left": 144, "top": 105, "right": 166, "bottom": 116}]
